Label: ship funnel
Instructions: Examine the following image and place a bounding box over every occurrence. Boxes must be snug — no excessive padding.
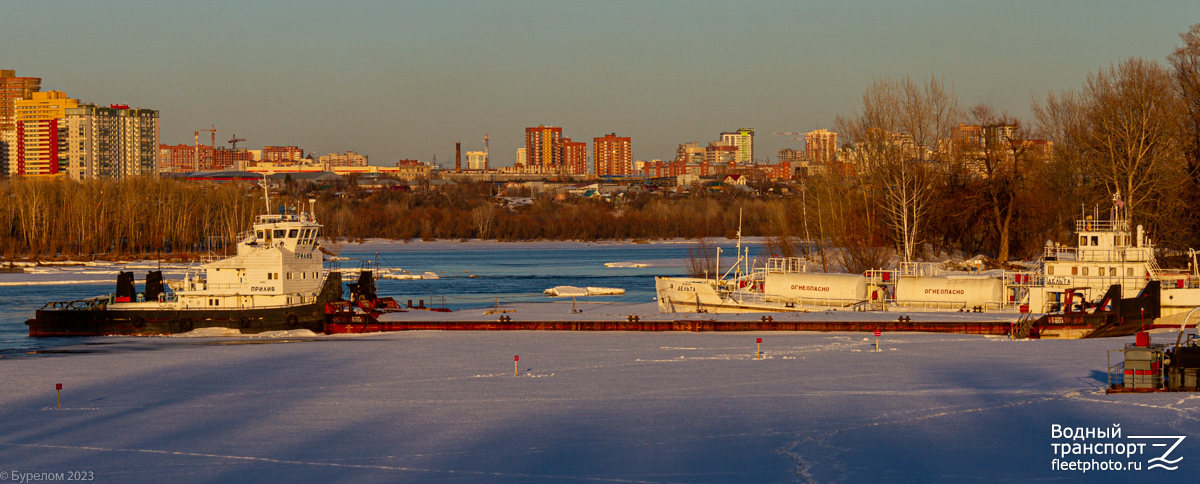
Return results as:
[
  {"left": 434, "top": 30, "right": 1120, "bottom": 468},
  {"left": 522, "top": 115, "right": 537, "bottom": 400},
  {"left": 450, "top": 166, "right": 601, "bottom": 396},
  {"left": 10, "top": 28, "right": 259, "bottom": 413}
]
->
[
  {"left": 1137, "top": 225, "right": 1144, "bottom": 248},
  {"left": 145, "top": 271, "right": 164, "bottom": 300},
  {"left": 116, "top": 272, "right": 135, "bottom": 300},
  {"left": 308, "top": 199, "right": 317, "bottom": 222}
]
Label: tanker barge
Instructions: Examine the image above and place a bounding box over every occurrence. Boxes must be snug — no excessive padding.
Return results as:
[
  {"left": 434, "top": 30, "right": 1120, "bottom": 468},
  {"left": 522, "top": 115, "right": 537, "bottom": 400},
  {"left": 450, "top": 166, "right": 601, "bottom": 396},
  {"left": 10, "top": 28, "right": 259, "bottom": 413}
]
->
[
  {"left": 656, "top": 196, "right": 1200, "bottom": 338},
  {"left": 27, "top": 185, "right": 343, "bottom": 336}
]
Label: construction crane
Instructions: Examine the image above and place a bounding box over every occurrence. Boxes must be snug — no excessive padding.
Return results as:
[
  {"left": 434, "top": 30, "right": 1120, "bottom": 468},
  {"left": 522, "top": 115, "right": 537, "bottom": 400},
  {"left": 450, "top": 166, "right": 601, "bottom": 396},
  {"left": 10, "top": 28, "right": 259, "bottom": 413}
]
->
[
  {"left": 228, "top": 134, "right": 246, "bottom": 149},
  {"left": 199, "top": 125, "right": 217, "bottom": 147}
]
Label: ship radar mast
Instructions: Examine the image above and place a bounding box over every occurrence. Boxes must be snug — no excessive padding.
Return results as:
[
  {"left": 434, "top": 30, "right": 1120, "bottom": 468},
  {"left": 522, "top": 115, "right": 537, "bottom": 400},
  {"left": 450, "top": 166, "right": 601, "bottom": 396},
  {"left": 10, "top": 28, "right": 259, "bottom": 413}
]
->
[
  {"left": 259, "top": 173, "right": 271, "bottom": 215},
  {"left": 1112, "top": 190, "right": 1126, "bottom": 225}
]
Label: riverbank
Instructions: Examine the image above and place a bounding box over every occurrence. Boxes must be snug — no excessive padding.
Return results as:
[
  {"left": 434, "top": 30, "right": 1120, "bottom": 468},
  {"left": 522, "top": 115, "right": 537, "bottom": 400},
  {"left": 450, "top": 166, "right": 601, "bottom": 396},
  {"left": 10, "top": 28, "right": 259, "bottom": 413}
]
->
[{"left": 0, "top": 237, "right": 758, "bottom": 263}]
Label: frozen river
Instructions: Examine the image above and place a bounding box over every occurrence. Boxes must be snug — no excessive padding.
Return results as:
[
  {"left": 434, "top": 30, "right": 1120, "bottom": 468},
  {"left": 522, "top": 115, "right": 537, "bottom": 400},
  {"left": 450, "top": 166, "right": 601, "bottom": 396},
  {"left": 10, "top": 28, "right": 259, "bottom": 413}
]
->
[
  {"left": 1, "top": 242, "right": 1195, "bottom": 481},
  {"left": 0, "top": 241, "right": 747, "bottom": 353},
  {"left": 0, "top": 330, "right": 1191, "bottom": 483}
]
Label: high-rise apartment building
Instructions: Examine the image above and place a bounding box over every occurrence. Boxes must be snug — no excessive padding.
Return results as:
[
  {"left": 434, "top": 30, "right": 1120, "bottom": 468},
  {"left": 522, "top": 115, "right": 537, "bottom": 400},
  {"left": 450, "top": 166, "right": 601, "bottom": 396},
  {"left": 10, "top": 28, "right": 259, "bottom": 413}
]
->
[
  {"left": 159, "top": 144, "right": 251, "bottom": 173},
  {"left": 1, "top": 70, "right": 42, "bottom": 176},
  {"left": 805, "top": 129, "right": 837, "bottom": 164},
  {"left": 515, "top": 147, "right": 527, "bottom": 167},
  {"left": 675, "top": 142, "right": 705, "bottom": 165},
  {"left": 465, "top": 150, "right": 487, "bottom": 170},
  {"left": 950, "top": 124, "right": 982, "bottom": 154},
  {"left": 593, "top": 133, "right": 632, "bottom": 177},
  {"left": 62, "top": 104, "right": 159, "bottom": 179},
  {"left": 319, "top": 151, "right": 368, "bottom": 168},
  {"left": 561, "top": 138, "right": 587, "bottom": 175},
  {"left": 525, "top": 125, "right": 563, "bottom": 171},
  {"left": 1, "top": 69, "right": 41, "bottom": 134},
  {"left": 720, "top": 128, "right": 754, "bottom": 164},
  {"left": 159, "top": 144, "right": 200, "bottom": 173},
  {"left": 8, "top": 91, "right": 79, "bottom": 176},
  {"left": 777, "top": 148, "right": 804, "bottom": 165},
  {"left": 982, "top": 124, "right": 1016, "bottom": 150},
  {"left": 705, "top": 142, "right": 738, "bottom": 166},
  {"left": 262, "top": 146, "right": 304, "bottom": 163}
]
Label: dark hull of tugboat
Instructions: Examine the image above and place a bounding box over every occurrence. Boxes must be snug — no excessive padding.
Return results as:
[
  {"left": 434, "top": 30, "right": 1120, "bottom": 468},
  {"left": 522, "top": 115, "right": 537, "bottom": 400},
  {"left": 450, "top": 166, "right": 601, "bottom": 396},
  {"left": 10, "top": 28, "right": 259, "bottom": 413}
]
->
[
  {"left": 1024, "top": 282, "right": 1161, "bottom": 339},
  {"left": 27, "top": 273, "right": 342, "bottom": 337}
]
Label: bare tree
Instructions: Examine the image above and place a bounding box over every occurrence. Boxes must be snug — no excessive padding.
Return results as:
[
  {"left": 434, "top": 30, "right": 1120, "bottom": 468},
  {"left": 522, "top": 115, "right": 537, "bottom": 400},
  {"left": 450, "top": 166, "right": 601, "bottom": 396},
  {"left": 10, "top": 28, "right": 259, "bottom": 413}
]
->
[
  {"left": 471, "top": 204, "right": 496, "bottom": 240},
  {"left": 1170, "top": 24, "right": 1200, "bottom": 244},
  {"left": 685, "top": 238, "right": 718, "bottom": 278},
  {"left": 1042, "top": 59, "right": 1184, "bottom": 213},
  {"left": 836, "top": 75, "right": 960, "bottom": 263},
  {"left": 963, "top": 105, "right": 1043, "bottom": 262}
]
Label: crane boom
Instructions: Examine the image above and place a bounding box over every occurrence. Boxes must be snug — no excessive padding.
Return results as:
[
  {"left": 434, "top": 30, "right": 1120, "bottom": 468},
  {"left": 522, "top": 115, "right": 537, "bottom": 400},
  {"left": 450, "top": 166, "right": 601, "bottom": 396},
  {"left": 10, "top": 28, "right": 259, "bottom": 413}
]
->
[{"left": 199, "top": 125, "right": 217, "bottom": 148}]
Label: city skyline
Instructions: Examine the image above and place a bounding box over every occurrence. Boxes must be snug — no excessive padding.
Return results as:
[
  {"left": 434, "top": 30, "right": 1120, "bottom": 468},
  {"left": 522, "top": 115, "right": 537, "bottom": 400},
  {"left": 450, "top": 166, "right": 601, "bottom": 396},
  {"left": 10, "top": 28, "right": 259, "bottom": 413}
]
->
[{"left": 2, "top": 1, "right": 1198, "bottom": 166}]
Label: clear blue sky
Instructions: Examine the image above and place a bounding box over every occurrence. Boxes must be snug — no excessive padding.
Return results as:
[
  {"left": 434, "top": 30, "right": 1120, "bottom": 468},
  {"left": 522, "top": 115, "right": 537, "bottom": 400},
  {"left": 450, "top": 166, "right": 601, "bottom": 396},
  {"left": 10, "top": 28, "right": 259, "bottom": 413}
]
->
[{"left": 3, "top": 1, "right": 1197, "bottom": 167}]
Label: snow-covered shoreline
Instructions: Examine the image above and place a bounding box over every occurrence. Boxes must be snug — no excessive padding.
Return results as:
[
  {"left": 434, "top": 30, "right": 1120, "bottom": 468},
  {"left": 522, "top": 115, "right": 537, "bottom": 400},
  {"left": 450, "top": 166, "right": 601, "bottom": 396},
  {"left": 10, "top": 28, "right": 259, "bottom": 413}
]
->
[
  {"left": 329, "top": 236, "right": 763, "bottom": 253},
  {"left": 0, "top": 236, "right": 763, "bottom": 263}
]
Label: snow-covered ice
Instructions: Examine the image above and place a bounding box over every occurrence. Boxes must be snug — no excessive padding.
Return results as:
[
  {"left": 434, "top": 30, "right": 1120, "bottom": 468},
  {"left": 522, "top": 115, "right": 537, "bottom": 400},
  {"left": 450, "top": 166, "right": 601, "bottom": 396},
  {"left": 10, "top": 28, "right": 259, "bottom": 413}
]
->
[
  {"left": 543, "top": 286, "right": 626, "bottom": 297},
  {"left": 2, "top": 330, "right": 1197, "bottom": 483}
]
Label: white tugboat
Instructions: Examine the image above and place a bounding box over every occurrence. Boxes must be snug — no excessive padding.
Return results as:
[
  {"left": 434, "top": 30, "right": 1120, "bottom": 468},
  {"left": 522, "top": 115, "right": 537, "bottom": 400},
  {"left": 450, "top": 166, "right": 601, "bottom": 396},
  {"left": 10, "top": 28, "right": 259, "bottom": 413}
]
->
[{"left": 27, "top": 182, "right": 343, "bottom": 336}]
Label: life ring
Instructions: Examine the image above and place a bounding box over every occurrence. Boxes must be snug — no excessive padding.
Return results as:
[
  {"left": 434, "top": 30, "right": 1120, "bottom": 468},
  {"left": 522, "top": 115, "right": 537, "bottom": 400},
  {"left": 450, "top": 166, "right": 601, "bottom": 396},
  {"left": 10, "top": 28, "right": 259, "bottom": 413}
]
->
[
  {"left": 286, "top": 314, "right": 299, "bottom": 328},
  {"left": 132, "top": 316, "right": 145, "bottom": 329}
]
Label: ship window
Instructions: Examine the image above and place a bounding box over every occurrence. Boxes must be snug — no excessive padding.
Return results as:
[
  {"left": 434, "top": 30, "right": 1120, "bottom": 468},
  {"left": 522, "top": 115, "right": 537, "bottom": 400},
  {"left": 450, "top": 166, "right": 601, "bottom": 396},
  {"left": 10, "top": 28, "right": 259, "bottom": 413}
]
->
[
  {"left": 1072, "top": 267, "right": 1078, "bottom": 275},
  {"left": 274, "top": 229, "right": 285, "bottom": 238},
  {"left": 1128, "top": 267, "right": 1134, "bottom": 276},
  {"left": 287, "top": 272, "right": 293, "bottom": 280},
  {"left": 1080, "top": 236, "right": 1087, "bottom": 246},
  {"left": 1047, "top": 266, "right": 1054, "bottom": 275},
  {"left": 1110, "top": 267, "right": 1116, "bottom": 276},
  {"left": 288, "top": 229, "right": 298, "bottom": 238},
  {"left": 1091, "top": 236, "right": 1099, "bottom": 246},
  {"left": 1114, "top": 236, "right": 1120, "bottom": 246},
  {"left": 302, "top": 229, "right": 311, "bottom": 238},
  {"left": 1082, "top": 267, "right": 1089, "bottom": 276},
  {"left": 267, "top": 273, "right": 273, "bottom": 280},
  {"left": 256, "top": 230, "right": 264, "bottom": 239},
  {"left": 312, "top": 229, "right": 319, "bottom": 239}
]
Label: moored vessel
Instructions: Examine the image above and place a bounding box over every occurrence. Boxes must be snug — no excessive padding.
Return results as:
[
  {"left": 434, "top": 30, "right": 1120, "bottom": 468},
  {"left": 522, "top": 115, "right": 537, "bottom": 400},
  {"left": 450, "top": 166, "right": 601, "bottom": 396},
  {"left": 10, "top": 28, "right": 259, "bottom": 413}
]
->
[
  {"left": 655, "top": 195, "right": 1200, "bottom": 339},
  {"left": 26, "top": 182, "right": 343, "bottom": 336}
]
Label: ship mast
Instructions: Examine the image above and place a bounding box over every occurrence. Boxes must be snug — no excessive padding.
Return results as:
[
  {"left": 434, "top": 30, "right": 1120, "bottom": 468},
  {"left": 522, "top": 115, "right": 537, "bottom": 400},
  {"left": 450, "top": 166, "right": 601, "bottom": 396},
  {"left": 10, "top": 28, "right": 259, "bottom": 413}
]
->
[{"left": 259, "top": 173, "right": 271, "bottom": 215}]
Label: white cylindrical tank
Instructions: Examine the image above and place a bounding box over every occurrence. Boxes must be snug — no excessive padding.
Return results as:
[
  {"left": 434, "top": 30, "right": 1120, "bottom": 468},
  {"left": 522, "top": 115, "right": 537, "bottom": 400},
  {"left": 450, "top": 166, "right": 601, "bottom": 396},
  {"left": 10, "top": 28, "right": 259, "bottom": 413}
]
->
[
  {"left": 894, "top": 276, "right": 1003, "bottom": 308},
  {"left": 762, "top": 273, "right": 867, "bottom": 303}
]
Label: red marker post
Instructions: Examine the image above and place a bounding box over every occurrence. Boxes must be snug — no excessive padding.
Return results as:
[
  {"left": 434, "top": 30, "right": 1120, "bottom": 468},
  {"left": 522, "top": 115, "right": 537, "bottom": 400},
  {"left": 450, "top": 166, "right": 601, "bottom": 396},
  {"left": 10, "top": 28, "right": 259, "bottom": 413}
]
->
[
  {"left": 514, "top": 355, "right": 519, "bottom": 377},
  {"left": 874, "top": 330, "right": 881, "bottom": 352},
  {"left": 756, "top": 338, "right": 762, "bottom": 359},
  {"left": 56, "top": 383, "right": 62, "bottom": 410}
]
